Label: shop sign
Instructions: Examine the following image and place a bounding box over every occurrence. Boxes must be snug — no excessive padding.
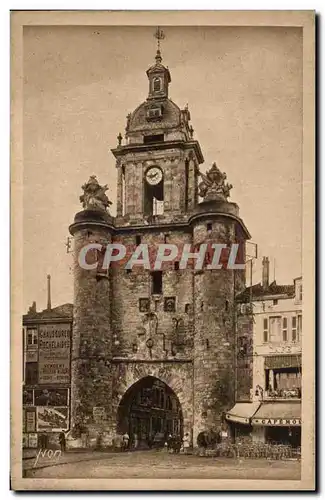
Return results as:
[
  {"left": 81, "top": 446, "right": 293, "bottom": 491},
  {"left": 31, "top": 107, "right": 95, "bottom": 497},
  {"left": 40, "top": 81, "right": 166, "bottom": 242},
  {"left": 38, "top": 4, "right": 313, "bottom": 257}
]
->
[
  {"left": 28, "top": 433, "right": 38, "bottom": 448},
  {"left": 38, "top": 324, "right": 71, "bottom": 384},
  {"left": 36, "top": 406, "right": 69, "bottom": 432},
  {"left": 252, "top": 418, "right": 301, "bottom": 426},
  {"left": 26, "top": 410, "right": 36, "bottom": 432}
]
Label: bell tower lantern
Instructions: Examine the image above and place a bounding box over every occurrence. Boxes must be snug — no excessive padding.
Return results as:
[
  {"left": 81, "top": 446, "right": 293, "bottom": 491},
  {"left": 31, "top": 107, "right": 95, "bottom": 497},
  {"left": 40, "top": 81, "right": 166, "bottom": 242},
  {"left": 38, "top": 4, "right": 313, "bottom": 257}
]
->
[
  {"left": 146, "top": 49, "right": 171, "bottom": 100},
  {"left": 111, "top": 28, "right": 204, "bottom": 225}
]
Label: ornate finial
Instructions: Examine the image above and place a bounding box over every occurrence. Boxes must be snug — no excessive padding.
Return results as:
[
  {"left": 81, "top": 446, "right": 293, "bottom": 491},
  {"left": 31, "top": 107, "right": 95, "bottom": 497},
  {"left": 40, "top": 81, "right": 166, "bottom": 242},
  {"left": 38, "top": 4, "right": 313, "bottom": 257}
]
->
[
  {"left": 198, "top": 162, "right": 233, "bottom": 202},
  {"left": 189, "top": 125, "right": 194, "bottom": 139},
  {"left": 117, "top": 132, "right": 122, "bottom": 146},
  {"left": 79, "top": 175, "right": 112, "bottom": 212},
  {"left": 154, "top": 27, "right": 165, "bottom": 63}
]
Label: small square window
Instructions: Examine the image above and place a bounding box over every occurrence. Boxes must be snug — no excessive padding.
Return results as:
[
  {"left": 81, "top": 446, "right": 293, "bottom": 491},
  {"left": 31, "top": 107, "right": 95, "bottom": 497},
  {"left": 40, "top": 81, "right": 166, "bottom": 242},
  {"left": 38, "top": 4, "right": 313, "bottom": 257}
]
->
[
  {"left": 273, "top": 299, "right": 278, "bottom": 305},
  {"left": 139, "top": 298, "right": 150, "bottom": 312}
]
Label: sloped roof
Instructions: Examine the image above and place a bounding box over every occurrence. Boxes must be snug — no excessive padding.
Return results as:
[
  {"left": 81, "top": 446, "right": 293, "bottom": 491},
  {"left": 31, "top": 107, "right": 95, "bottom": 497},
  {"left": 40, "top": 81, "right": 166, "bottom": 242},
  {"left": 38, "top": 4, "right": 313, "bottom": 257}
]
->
[
  {"left": 23, "top": 303, "right": 73, "bottom": 322},
  {"left": 236, "top": 281, "right": 295, "bottom": 302}
]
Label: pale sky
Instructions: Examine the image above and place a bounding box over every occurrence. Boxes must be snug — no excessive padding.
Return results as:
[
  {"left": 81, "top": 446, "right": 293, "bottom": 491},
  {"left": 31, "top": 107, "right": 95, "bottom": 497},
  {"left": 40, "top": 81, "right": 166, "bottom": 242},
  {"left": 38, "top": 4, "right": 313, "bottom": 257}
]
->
[{"left": 23, "top": 25, "right": 302, "bottom": 312}]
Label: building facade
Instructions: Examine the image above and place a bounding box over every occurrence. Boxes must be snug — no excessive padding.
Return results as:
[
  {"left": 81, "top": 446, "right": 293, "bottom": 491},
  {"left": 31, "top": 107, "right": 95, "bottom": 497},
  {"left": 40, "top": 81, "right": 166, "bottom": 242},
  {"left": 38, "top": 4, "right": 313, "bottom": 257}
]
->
[
  {"left": 228, "top": 258, "right": 302, "bottom": 447},
  {"left": 68, "top": 47, "right": 253, "bottom": 448},
  {"left": 22, "top": 278, "right": 73, "bottom": 449}
]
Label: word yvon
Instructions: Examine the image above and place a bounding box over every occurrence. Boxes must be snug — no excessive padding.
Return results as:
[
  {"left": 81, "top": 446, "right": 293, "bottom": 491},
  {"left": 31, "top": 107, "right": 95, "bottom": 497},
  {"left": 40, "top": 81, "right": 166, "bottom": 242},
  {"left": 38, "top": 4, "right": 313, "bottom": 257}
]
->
[{"left": 78, "top": 243, "right": 245, "bottom": 271}]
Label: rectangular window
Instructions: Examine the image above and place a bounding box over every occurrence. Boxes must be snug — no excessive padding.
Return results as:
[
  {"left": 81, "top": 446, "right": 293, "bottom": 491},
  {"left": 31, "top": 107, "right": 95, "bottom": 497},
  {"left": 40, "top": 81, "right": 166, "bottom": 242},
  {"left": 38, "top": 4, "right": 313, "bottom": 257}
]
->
[
  {"left": 269, "top": 316, "right": 281, "bottom": 342},
  {"left": 273, "top": 299, "right": 278, "bottom": 306},
  {"left": 135, "top": 235, "right": 141, "bottom": 245},
  {"left": 282, "top": 317, "right": 288, "bottom": 341},
  {"left": 26, "top": 328, "right": 38, "bottom": 348},
  {"left": 297, "top": 315, "right": 302, "bottom": 341},
  {"left": 299, "top": 285, "right": 303, "bottom": 302},
  {"left": 207, "top": 223, "right": 212, "bottom": 232},
  {"left": 263, "top": 318, "right": 268, "bottom": 342},
  {"left": 174, "top": 261, "right": 180, "bottom": 271},
  {"left": 292, "top": 316, "right": 297, "bottom": 341},
  {"left": 151, "top": 271, "right": 163, "bottom": 295},
  {"left": 143, "top": 134, "right": 164, "bottom": 144}
]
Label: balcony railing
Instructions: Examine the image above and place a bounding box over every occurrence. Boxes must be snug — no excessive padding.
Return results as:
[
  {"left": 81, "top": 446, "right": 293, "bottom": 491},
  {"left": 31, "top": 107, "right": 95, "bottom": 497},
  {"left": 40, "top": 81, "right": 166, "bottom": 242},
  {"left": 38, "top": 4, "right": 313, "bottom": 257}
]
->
[{"left": 264, "top": 388, "right": 301, "bottom": 400}]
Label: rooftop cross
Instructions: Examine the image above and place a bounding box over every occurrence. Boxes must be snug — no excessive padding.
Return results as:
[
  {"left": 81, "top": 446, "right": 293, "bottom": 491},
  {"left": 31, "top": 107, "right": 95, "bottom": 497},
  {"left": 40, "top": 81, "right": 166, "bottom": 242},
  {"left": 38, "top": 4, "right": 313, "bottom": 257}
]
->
[{"left": 154, "top": 26, "right": 165, "bottom": 52}]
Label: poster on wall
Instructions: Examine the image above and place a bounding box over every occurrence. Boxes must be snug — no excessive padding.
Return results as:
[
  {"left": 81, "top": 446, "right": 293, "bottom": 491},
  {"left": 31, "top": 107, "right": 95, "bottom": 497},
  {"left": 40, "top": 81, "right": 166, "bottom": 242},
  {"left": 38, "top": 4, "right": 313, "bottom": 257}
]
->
[
  {"left": 38, "top": 323, "right": 71, "bottom": 384},
  {"left": 34, "top": 388, "right": 69, "bottom": 406},
  {"left": 25, "top": 409, "right": 36, "bottom": 432},
  {"left": 22, "top": 433, "right": 29, "bottom": 448},
  {"left": 28, "top": 433, "right": 38, "bottom": 448},
  {"left": 36, "top": 407, "right": 69, "bottom": 432}
]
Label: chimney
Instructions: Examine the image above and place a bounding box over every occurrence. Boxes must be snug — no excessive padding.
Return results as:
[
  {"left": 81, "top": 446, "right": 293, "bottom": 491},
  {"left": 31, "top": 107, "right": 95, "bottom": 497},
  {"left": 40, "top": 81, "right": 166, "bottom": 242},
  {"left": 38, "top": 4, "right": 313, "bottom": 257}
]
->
[
  {"left": 262, "top": 257, "right": 269, "bottom": 289},
  {"left": 47, "top": 274, "right": 52, "bottom": 310},
  {"left": 28, "top": 301, "right": 37, "bottom": 314}
]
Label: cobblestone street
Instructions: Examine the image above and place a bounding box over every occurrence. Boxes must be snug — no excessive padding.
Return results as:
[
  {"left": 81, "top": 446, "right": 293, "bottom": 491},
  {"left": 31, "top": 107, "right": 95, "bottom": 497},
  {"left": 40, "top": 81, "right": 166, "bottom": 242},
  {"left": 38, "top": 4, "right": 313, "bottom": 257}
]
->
[{"left": 24, "top": 450, "right": 300, "bottom": 480}]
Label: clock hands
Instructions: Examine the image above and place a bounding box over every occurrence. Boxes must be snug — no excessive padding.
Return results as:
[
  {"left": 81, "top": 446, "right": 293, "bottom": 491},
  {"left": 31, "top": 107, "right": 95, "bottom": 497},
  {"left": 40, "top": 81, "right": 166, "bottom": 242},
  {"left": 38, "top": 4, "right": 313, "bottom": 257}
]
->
[{"left": 147, "top": 171, "right": 159, "bottom": 179}]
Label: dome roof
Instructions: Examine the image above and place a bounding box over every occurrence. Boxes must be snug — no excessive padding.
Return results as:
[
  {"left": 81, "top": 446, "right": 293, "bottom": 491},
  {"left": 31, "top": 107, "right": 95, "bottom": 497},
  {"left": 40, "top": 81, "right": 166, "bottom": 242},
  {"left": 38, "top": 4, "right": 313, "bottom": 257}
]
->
[{"left": 127, "top": 98, "right": 182, "bottom": 134}]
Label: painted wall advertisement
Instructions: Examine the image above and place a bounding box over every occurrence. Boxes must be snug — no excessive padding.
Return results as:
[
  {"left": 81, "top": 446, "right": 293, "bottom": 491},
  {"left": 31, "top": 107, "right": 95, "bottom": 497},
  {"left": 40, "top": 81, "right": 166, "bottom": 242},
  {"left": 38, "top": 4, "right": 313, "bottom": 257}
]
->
[
  {"left": 36, "top": 407, "right": 69, "bottom": 432},
  {"left": 38, "top": 323, "right": 71, "bottom": 384}
]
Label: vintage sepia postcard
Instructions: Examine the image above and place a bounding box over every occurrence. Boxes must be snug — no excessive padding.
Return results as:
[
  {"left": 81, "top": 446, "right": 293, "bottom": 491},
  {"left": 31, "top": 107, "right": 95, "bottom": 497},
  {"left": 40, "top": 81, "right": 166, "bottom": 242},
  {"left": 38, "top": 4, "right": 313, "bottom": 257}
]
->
[{"left": 11, "top": 10, "right": 315, "bottom": 491}]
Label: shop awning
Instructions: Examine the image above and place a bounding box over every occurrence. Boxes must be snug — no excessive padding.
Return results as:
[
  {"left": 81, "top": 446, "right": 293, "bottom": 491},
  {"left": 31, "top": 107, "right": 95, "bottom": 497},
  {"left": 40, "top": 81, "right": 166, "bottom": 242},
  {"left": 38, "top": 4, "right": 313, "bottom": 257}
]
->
[
  {"left": 252, "top": 402, "right": 301, "bottom": 426},
  {"left": 225, "top": 402, "right": 261, "bottom": 424}
]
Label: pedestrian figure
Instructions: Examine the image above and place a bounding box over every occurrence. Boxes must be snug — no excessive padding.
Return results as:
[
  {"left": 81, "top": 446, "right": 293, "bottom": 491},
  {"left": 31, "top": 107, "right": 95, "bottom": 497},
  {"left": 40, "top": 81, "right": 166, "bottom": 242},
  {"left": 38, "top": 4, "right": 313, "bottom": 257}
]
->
[
  {"left": 59, "top": 431, "right": 66, "bottom": 452},
  {"left": 183, "top": 433, "right": 190, "bottom": 454},
  {"left": 122, "top": 431, "right": 129, "bottom": 451},
  {"left": 133, "top": 432, "right": 139, "bottom": 450}
]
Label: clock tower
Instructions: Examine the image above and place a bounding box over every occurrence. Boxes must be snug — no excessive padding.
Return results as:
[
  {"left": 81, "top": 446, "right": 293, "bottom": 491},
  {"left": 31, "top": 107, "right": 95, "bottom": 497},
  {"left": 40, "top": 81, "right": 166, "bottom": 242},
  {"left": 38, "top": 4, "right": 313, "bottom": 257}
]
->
[
  {"left": 69, "top": 36, "right": 252, "bottom": 449},
  {"left": 112, "top": 48, "right": 204, "bottom": 225}
]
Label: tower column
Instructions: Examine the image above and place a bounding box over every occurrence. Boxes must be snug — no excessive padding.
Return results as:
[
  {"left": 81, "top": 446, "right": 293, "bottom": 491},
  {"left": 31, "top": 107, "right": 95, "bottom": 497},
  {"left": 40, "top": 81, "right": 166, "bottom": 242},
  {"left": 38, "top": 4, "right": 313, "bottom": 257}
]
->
[
  {"left": 116, "top": 162, "right": 123, "bottom": 217},
  {"left": 69, "top": 176, "right": 115, "bottom": 448}
]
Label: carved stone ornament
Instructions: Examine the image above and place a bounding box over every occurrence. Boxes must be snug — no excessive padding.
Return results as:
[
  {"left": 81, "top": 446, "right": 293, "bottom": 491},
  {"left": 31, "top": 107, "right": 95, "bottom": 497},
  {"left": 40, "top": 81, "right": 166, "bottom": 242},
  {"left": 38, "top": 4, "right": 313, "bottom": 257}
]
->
[
  {"left": 79, "top": 175, "right": 112, "bottom": 212},
  {"left": 198, "top": 162, "right": 233, "bottom": 202}
]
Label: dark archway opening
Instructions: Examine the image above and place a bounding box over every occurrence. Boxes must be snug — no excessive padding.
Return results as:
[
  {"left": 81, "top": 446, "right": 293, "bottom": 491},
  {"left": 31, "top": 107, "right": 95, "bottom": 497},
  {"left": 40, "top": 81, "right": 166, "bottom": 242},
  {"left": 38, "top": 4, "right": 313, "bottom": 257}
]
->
[{"left": 117, "top": 376, "right": 183, "bottom": 449}]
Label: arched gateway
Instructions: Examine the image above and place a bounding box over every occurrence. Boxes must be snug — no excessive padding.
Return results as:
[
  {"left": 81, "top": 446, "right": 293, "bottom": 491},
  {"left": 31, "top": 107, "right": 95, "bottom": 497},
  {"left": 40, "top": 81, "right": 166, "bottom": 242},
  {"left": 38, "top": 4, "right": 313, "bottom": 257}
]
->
[{"left": 117, "top": 376, "right": 183, "bottom": 449}]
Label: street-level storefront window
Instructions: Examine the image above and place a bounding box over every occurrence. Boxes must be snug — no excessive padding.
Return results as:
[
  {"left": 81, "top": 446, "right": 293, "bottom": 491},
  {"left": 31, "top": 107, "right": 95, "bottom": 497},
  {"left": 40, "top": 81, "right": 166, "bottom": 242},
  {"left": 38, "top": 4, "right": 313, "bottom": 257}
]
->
[{"left": 265, "top": 426, "right": 301, "bottom": 448}]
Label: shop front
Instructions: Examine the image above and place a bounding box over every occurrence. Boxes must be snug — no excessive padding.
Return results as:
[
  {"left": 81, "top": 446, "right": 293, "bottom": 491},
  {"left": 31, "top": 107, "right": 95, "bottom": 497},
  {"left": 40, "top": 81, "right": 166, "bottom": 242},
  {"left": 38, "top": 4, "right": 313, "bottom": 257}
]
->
[
  {"left": 225, "top": 402, "right": 261, "bottom": 443},
  {"left": 251, "top": 401, "right": 301, "bottom": 447}
]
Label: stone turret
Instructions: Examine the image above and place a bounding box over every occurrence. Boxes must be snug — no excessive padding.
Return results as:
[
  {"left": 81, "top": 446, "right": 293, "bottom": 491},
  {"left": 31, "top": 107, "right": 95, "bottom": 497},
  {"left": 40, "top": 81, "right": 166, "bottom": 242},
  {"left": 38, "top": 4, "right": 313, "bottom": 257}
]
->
[{"left": 69, "top": 176, "right": 115, "bottom": 447}]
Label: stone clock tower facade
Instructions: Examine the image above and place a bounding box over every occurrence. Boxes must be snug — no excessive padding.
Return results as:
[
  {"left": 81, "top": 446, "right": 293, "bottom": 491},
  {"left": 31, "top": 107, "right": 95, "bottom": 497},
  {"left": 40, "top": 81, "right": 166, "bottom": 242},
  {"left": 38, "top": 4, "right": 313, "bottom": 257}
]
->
[{"left": 69, "top": 47, "right": 252, "bottom": 449}]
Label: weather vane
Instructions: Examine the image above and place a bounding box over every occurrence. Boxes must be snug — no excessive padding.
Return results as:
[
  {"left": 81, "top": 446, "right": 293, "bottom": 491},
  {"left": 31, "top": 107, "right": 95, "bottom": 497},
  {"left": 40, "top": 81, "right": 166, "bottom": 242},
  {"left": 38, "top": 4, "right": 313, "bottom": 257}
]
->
[{"left": 154, "top": 26, "right": 165, "bottom": 51}]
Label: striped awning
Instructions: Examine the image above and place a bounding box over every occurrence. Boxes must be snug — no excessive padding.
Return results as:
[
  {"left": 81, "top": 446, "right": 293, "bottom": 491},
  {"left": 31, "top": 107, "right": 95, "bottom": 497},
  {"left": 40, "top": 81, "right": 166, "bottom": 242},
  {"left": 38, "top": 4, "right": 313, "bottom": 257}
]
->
[
  {"left": 264, "top": 355, "right": 302, "bottom": 370},
  {"left": 225, "top": 402, "right": 261, "bottom": 424},
  {"left": 252, "top": 402, "right": 301, "bottom": 426}
]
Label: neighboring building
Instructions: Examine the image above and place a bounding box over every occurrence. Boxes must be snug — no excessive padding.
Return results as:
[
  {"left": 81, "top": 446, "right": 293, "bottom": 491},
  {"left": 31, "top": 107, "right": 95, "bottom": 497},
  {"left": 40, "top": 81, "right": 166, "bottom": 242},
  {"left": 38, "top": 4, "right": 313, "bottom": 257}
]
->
[
  {"left": 230, "top": 258, "right": 302, "bottom": 448},
  {"left": 68, "top": 44, "right": 253, "bottom": 448},
  {"left": 22, "top": 275, "right": 73, "bottom": 449}
]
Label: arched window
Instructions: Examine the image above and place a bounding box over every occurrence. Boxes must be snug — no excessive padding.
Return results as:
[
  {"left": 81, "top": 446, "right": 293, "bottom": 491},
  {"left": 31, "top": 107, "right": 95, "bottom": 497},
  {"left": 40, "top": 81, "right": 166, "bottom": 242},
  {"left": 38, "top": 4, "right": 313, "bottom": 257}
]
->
[{"left": 153, "top": 77, "right": 161, "bottom": 92}]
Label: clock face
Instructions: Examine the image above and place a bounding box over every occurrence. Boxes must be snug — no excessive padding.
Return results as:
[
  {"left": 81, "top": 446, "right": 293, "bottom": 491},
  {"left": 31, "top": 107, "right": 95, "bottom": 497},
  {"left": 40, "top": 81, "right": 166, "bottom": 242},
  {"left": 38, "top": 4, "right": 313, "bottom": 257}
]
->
[{"left": 145, "top": 167, "right": 163, "bottom": 186}]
